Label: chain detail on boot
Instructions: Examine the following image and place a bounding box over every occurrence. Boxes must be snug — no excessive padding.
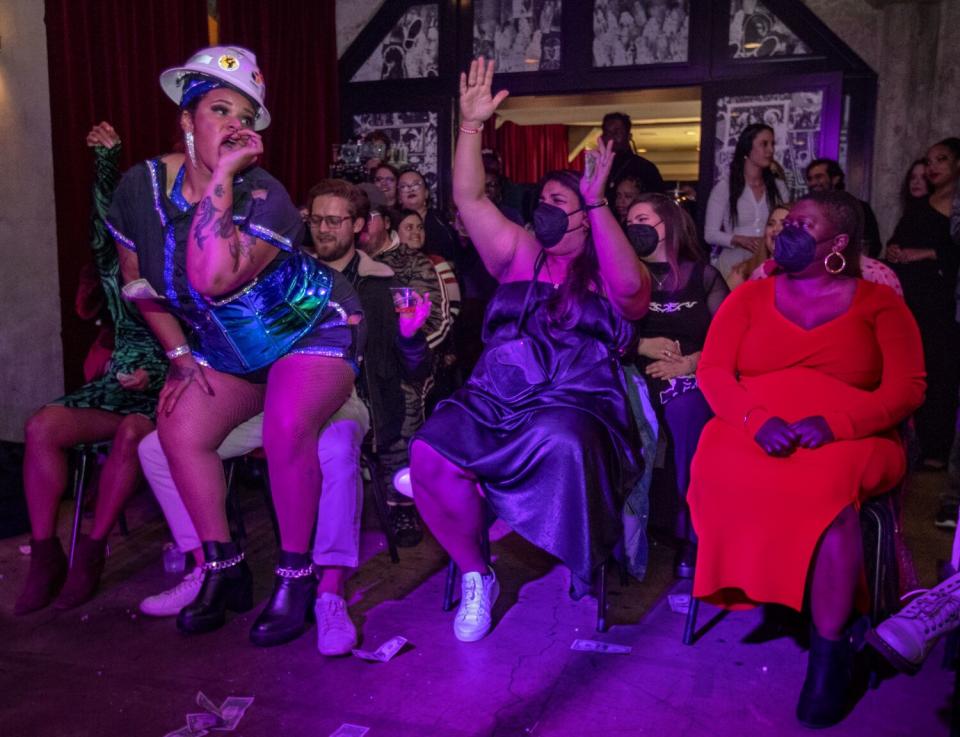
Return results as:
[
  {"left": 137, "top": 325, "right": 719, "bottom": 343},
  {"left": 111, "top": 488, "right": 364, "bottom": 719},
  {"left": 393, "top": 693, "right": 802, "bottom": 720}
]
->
[
  {"left": 176, "top": 541, "right": 253, "bottom": 635},
  {"left": 250, "top": 550, "right": 317, "bottom": 647}
]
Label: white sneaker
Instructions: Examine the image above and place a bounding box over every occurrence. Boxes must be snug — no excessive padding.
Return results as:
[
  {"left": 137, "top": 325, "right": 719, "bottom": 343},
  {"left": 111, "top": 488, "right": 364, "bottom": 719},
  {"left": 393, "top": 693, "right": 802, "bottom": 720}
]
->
[
  {"left": 866, "top": 570, "right": 960, "bottom": 673},
  {"left": 139, "top": 567, "right": 203, "bottom": 617},
  {"left": 315, "top": 592, "right": 357, "bottom": 656},
  {"left": 454, "top": 568, "right": 500, "bottom": 642}
]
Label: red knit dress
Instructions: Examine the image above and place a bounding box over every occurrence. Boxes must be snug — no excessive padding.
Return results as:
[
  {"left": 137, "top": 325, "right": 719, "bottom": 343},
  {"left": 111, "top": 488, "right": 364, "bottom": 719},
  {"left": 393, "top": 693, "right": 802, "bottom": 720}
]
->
[{"left": 688, "top": 278, "right": 926, "bottom": 611}]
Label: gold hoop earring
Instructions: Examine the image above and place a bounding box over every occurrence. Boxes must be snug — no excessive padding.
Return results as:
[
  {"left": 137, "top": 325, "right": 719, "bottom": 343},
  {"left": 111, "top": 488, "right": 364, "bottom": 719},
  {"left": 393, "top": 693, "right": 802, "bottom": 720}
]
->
[{"left": 824, "top": 250, "right": 846, "bottom": 274}]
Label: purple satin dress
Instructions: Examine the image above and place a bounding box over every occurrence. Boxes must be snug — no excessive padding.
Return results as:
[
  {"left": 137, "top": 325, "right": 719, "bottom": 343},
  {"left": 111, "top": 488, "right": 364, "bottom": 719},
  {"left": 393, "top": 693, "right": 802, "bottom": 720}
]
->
[{"left": 416, "top": 271, "right": 641, "bottom": 587}]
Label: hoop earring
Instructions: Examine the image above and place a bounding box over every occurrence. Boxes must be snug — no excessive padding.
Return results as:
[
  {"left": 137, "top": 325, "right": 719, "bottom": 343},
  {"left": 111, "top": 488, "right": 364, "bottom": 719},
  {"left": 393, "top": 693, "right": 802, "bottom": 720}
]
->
[
  {"left": 185, "top": 131, "right": 197, "bottom": 167},
  {"left": 824, "top": 249, "right": 846, "bottom": 275}
]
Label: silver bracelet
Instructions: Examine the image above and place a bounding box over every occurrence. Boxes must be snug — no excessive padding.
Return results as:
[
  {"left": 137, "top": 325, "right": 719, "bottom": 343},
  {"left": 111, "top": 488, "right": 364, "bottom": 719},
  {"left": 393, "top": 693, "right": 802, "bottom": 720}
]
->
[{"left": 165, "top": 344, "right": 191, "bottom": 360}]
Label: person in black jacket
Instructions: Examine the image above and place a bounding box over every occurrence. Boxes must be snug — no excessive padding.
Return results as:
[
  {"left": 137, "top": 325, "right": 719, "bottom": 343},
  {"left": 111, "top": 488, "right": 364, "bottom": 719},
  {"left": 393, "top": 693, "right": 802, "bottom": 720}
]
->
[
  {"left": 601, "top": 112, "right": 666, "bottom": 204},
  {"left": 306, "top": 180, "right": 432, "bottom": 546}
]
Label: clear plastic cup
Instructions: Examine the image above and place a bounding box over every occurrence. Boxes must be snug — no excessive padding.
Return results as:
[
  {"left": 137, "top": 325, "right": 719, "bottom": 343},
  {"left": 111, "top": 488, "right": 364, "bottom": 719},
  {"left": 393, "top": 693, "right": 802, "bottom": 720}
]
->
[{"left": 162, "top": 542, "right": 186, "bottom": 574}]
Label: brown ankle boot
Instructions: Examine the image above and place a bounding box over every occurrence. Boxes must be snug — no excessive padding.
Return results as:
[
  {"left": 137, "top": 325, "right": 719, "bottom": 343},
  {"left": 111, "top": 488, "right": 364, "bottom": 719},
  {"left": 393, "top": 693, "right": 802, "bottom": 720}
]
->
[
  {"left": 54, "top": 534, "right": 107, "bottom": 610},
  {"left": 14, "top": 537, "right": 67, "bottom": 615}
]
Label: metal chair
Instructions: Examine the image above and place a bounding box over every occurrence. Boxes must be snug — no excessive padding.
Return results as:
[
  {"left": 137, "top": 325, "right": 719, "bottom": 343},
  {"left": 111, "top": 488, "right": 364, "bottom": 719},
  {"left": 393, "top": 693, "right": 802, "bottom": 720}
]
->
[
  {"left": 682, "top": 492, "right": 901, "bottom": 645},
  {"left": 69, "top": 442, "right": 128, "bottom": 567}
]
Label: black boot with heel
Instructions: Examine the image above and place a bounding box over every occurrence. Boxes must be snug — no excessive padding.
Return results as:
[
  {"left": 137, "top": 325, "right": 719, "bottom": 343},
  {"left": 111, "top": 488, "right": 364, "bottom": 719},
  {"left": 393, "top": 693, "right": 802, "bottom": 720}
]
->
[
  {"left": 249, "top": 550, "right": 317, "bottom": 647},
  {"left": 176, "top": 541, "right": 252, "bottom": 634},
  {"left": 796, "top": 626, "right": 856, "bottom": 728}
]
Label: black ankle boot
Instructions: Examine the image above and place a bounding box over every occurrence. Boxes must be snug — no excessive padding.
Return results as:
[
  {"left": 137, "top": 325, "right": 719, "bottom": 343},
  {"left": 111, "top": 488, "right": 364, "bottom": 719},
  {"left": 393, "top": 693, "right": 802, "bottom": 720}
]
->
[
  {"left": 176, "top": 541, "right": 253, "bottom": 635},
  {"left": 249, "top": 550, "right": 317, "bottom": 647},
  {"left": 796, "top": 627, "right": 854, "bottom": 728}
]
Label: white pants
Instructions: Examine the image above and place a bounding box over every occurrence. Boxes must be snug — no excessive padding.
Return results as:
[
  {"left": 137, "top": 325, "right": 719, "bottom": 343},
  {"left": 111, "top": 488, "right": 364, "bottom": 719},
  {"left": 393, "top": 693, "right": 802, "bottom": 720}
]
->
[{"left": 138, "top": 390, "right": 370, "bottom": 568}]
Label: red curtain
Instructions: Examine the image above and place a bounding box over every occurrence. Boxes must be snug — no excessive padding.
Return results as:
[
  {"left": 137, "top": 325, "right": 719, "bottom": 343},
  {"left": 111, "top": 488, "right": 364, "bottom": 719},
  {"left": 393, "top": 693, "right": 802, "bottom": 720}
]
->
[
  {"left": 45, "top": 0, "right": 209, "bottom": 390},
  {"left": 482, "top": 121, "right": 572, "bottom": 184},
  {"left": 218, "top": 0, "right": 339, "bottom": 207}
]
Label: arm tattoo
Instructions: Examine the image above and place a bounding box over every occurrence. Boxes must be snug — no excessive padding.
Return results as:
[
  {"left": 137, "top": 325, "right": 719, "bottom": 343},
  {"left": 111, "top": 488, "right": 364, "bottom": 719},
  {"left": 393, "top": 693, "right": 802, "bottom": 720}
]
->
[
  {"left": 214, "top": 183, "right": 225, "bottom": 198},
  {"left": 229, "top": 232, "right": 257, "bottom": 273},
  {"left": 192, "top": 197, "right": 217, "bottom": 251}
]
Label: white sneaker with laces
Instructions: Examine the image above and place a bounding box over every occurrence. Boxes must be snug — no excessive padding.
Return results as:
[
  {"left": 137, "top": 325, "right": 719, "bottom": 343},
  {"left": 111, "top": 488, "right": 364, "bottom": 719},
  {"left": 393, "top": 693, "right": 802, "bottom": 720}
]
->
[
  {"left": 454, "top": 568, "right": 499, "bottom": 642},
  {"left": 866, "top": 570, "right": 960, "bottom": 673},
  {"left": 315, "top": 592, "right": 357, "bottom": 656},
  {"left": 139, "top": 567, "right": 203, "bottom": 617}
]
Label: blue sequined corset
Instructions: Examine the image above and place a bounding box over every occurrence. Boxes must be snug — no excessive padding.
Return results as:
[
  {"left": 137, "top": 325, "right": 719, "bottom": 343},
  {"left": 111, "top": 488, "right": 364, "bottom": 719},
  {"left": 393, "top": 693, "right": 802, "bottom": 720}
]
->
[{"left": 191, "top": 253, "right": 336, "bottom": 374}]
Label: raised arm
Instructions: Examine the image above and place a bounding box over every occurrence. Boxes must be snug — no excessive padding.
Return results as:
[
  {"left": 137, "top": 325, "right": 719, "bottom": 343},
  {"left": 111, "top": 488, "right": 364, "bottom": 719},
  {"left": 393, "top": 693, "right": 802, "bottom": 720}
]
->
[
  {"left": 581, "top": 140, "right": 650, "bottom": 320},
  {"left": 453, "top": 58, "right": 536, "bottom": 280},
  {"left": 186, "top": 130, "right": 278, "bottom": 296}
]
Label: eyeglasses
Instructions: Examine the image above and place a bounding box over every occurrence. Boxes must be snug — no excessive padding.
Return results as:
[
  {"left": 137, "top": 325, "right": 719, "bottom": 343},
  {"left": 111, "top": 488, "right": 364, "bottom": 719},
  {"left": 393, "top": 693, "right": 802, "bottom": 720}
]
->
[
  {"left": 398, "top": 182, "right": 423, "bottom": 191},
  {"left": 374, "top": 176, "right": 396, "bottom": 185},
  {"left": 307, "top": 214, "right": 352, "bottom": 228}
]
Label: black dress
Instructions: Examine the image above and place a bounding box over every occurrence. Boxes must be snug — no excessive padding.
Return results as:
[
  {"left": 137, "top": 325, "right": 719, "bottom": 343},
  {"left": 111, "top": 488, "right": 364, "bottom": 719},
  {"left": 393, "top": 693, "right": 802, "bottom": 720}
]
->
[
  {"left": 889, "top": 201, "right": 960, "bottom": 460},
  {"left": 415, "top": 258, "right": 642, "bottom": 587}
]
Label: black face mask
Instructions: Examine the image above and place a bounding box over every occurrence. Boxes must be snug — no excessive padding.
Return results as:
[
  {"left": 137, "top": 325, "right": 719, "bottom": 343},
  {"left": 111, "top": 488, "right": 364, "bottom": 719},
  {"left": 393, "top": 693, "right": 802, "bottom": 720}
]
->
[
  {"left": 532, "top": 202, "right": 583, "bottom": 248},
  {"left": 626, "top": 222, "right": 662, "bottom": 258},
  {"left": 774, "top": 225, "right": 820, "bottom": 273}
]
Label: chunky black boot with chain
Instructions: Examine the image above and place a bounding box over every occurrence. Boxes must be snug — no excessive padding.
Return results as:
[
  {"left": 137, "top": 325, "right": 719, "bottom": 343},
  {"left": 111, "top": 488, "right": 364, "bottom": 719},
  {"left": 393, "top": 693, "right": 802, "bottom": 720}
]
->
[
  {"left": 249, "top": 550, "right": 317, "bottom": 647},
  {"left": 176, "top": 541, "right": 253, "bottom": 634}
]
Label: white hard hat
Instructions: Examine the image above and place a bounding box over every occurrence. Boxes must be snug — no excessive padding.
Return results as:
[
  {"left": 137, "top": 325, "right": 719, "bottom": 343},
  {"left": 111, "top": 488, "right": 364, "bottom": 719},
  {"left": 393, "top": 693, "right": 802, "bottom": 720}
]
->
[{"left": 160, "top": 46, "right": 270, "bottom": 130}]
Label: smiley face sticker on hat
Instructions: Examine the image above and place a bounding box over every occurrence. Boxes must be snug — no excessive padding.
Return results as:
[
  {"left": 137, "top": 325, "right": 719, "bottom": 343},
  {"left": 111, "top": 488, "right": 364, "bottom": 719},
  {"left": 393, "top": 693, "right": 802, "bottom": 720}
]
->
[{"left": 218, "top": 54, "right": 240, "bottom": 71}]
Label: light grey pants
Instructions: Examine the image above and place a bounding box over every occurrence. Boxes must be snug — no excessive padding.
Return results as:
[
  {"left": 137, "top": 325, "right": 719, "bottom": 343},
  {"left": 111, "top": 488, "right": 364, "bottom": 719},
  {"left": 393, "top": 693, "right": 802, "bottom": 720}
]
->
[{"left": 138, "top": 390, "right": 370, "bottom": 568}]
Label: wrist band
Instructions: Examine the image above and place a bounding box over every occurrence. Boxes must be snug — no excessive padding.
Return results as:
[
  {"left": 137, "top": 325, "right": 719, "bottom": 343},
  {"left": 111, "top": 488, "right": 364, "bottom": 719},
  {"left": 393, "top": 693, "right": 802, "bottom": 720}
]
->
[
  {"left": 584, "top": 198, "right": 609, "bottom": 210},
  {"left": 459, "top": 123, "right": 484, "bottom": 135},
  {"left": 165, "top": 344, "right": 191, "bottom": 360}
]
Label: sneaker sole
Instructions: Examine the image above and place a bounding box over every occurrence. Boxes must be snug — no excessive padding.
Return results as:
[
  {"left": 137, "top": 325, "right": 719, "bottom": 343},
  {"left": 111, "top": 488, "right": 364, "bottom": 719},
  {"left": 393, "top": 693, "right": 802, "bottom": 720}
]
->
[
  {"left": 934, "top": 520, "right": 958, "bottom": 530},
  {"left": 864, "top": 629, "right": 922, "bottom": 675}
]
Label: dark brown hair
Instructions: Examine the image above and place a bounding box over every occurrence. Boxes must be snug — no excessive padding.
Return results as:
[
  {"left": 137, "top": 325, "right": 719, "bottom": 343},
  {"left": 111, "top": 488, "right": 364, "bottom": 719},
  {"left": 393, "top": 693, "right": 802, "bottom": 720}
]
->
[
  {"left": 307, "top": 179, "right": 370, "bottom": 223},
  {"left": 628, "top": 193, "right": 702, "bottom": 291}
]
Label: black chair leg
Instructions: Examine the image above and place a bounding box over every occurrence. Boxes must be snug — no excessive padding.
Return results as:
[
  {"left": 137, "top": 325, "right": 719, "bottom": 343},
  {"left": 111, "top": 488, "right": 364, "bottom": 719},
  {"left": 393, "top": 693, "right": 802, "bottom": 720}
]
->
[
  {"left": 69, "top": 450, "right": 90, "bottom": 568},
  {"left": 596, "top": 560, "right": 608, "bottom": 633},
  {"left": 442, "top": 559, "right": 458, "bottom": 611},
  {"left": 224, "top": 459, "right": 248, "bottom": 546},
  {"left": 363, "top": 454, "right": 399, "bottom": 563},
  {"left": 258, "top": 465, "right": 282, "bottom": 547},
  {"left": 682, "top": 596, "right": 700, "bottom": 645},
  {"left": 118, "top": 511, "right": 129, "bottom": 537},
  {"left": 480, "top": 525, "right": 491, "bottom": 568}
]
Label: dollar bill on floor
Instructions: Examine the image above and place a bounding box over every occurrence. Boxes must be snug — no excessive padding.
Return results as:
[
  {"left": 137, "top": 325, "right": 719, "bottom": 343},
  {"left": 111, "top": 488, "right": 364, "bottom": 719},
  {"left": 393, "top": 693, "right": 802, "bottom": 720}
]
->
[
  {"left": 196, "top": 691, "right": 223, "bottom": 721},
  {"left": 215, "top": 696, "right": 254, "bottom": 731},
  {"left": 163, "top": 726, "right": 208, "bottom": 737},
  {"left": 187, "top": 713, "right": 221, "bottom": 732},
  {"left": 329, "top": 724, "right": 370, "bottom": 737},
  {"left": 352, "top": 635, "right": 407, "bottom": 663},
  {"left": 667, "top": 593, "right": 691, "bottom": 614},
  {"left": 570, "top": 639, "right": 632, "bottom": 654}
]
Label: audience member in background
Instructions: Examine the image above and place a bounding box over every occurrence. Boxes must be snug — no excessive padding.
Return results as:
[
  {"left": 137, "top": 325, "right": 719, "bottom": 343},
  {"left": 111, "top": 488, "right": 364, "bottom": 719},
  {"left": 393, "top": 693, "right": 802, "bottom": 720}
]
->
[
  {"left": 704, "top": 123, "right": 788, "bottom": 281},
  {"left": 805, "top": 158, "right": 882, "bottom": 258},
  {"left": 622, "top": 193, "right": 729, "bottom": 579},
  {"left": 362, "top": 129, "right": 392, "bottom": 177},
  {"left": 726, "top": 203, "right": 790, "bottom": 289},
  {"left": 484, "top": 167, "right": 524, "bottom": 226},
  {"left": 601, "top": 111, "right": 666, "bottom": 203},
  {"left": 901, "top": 158, "right": 932, "bottom": 215},
  {"left": 412, "top": 59, "right": 650, "bottom": 643},
  {"left": 482, "top": 148, "right": 534, "bottom": 222},
  {"left": 15, "top": 123, "right": 167, "bottom": 615},
  {"left": 373, "top": 163, "right": 400, "bottom": 209},
  {"left": 397, "top": 168, "right": 458, "bottom": 262},
  {"left": 451, "top": 209, "right": 498, "bottom": 380},
  {"left": 360, "top": 205, "right": 454, "bottom": 546},
  {"left": 614, "top": 175, "right": 642, "bottom": 224},
  {"left": 886, "top": 138, "right": 960, "bottom": 477},
  {"left": 689, "top": 191, "right": 925, "bottom": 728}
]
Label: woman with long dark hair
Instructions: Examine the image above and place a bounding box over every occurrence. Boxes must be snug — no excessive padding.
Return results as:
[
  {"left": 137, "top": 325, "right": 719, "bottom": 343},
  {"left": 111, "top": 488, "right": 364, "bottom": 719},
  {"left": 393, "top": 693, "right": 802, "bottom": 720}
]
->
[
  {"left": 411, "top": 59, "right": 650, "bottom": 643},
  {"left": 886, "top": 138, "right": 960, "bottom": 471},
  {"left": 704, "top": 123, "right": 788, "bottom": 281},
  {"left": 621, "top": 193, "right": 729, "bottom": 578},
  {"left": 106, "top": 47, "right": 363, "bottom": 646},
  {"left": 899, "top": 158, "right": 932, "bottom": 215}
]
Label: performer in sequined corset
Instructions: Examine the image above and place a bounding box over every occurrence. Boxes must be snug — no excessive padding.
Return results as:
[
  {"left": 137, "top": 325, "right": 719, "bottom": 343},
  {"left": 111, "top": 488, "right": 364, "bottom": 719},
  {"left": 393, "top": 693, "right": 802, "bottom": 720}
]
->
[{"left": 106, "top": 46, "right": 364, "bottom": 645}]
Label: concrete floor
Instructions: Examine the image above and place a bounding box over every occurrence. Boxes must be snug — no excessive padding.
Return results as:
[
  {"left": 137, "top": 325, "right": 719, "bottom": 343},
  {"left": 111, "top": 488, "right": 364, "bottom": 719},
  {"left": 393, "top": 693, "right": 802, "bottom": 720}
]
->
[{"left": 0, "top": 470, "right": 956, "bottom": 737}]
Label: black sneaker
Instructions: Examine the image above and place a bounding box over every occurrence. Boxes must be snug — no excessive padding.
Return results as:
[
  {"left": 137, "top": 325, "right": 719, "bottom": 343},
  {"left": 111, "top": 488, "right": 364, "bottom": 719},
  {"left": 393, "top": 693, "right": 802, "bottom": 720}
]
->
[
  {"left": 934, "top": 503, "right": 959, "bottom": 530},
  {"left": 390, "top": 506, "right": 423, "bottom": 548}
]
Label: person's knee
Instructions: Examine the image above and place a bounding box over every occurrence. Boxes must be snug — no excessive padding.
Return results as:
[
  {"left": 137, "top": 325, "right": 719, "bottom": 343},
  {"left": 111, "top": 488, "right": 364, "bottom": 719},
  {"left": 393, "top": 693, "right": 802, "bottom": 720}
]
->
[
  {"left": 263, "top": 411, "right": 317, "bottom": 459},
  {"left": 24, "top": 406, "right": 67, "bottom": 448},
  {"left": 410, "top": 441, "right": 446, "bottom": 498},
  {"left": 112, "top": 415, "right": 152, "bottom": 457},
  {"left": 317, "top": 420, "right": 362, "bottom": 467},
  {"left": 538, "top": 409, "right": 606, "bottom": 451}
]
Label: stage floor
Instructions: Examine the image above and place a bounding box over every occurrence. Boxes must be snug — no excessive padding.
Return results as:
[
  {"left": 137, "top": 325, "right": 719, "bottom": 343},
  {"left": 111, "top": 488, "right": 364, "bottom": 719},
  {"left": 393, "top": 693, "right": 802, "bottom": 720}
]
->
[{"left": 1, "top": 469, "right": 955, "bottom": 737}]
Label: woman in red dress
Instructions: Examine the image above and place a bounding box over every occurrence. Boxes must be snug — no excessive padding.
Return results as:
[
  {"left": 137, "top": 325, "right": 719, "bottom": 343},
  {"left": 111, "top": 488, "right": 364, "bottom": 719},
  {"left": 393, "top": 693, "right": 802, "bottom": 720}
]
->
[{"left": 688, "top": 190, "right": 926, "bottom": 728}]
